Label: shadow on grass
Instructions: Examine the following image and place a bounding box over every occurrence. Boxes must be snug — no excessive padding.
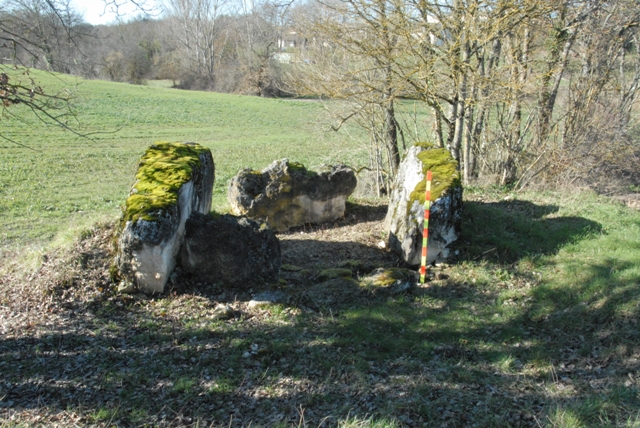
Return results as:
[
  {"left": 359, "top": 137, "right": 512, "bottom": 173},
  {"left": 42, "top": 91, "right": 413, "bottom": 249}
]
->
[
  {"left": 458, "top": 199, "right": 603, "bottom": 263},
  {"left": 2, "top": 198, "right": 639, "bottom": 427}
]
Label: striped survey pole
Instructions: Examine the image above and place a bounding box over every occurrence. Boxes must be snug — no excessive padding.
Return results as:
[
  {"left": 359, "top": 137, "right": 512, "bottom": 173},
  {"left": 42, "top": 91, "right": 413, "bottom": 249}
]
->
[{"left": 420, "top": 171, "right": 432, "bottom": 284}]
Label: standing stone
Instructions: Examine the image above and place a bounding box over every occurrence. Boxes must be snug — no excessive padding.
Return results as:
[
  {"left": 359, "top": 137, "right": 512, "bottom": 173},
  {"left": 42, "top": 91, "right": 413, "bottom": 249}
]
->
[
  {"left": 228, "top": 159, "right": 357, "bottom": 232},
  {"left": 385, "top": 143, "right": 462, "bottom": 266},
  {"left": 179, "top": 212, "right": 281, "bottom": 287},
  {"left": 114, "top": 142, "right": 214, "bottom": 294}
]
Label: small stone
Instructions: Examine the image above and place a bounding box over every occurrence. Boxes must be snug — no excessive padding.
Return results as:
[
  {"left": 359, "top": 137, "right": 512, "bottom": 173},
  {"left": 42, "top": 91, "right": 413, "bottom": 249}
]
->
[
  {"left": 211, "top": 304, "right": 234, "bottom": 320},
  {"left": 117, "top": 281, "right": 136, "bottom": 294},
  {"left": 281, "top": 264, "right": 303, "bottom": 272},
  {"left": 248, "top": 291, "right": 286, "bottom": 308}
]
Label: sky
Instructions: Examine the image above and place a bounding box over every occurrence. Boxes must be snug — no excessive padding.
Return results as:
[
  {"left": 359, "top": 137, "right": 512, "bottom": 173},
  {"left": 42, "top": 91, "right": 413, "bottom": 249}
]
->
[{"left": 70, "top": 0, "right": 161, "bottom": 25}]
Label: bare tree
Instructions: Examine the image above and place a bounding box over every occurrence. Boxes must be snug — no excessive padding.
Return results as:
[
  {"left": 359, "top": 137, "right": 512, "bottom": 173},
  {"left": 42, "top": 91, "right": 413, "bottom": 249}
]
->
[
  {"left": 163, "top": 0, "right": 230, "bottom": 89},
  {"left": 287, "top": 0, "right": 406, "bottom": 182},
  {"left": 288, "top": 0, "right": 640, "bottom": 189},
  {"left": 0, "top": 0, "right": 95, "bottom": 73}
]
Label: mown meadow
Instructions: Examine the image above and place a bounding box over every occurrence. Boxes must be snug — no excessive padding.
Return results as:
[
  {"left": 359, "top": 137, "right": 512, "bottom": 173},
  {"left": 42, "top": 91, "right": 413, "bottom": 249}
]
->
[{"left": 1, "top": 71, "right": 640, "bottom": 427}]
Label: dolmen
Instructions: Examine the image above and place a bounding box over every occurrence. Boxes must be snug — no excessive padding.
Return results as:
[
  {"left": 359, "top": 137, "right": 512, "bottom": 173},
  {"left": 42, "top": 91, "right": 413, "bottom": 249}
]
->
[
  {"left": 113, "top": 141, "right": 280, "bottom": 294},
  {"left": 385, "top": 143, "right": 463, "bottom": 266},
  {"left": 228, "top": 159, "right": 357, "bottom": 232}
]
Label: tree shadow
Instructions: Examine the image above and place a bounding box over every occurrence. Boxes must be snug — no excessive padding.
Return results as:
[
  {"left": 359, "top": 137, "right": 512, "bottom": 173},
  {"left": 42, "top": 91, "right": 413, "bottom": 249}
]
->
[
  {"left": 457, "top": 199, "right": 603, "bottom": 263},
  {"left": 3, "top": 198, "right": 638, "bottom": 427},
  {"left": 4, "top": 259, "right": 637, "bottom": 427}
]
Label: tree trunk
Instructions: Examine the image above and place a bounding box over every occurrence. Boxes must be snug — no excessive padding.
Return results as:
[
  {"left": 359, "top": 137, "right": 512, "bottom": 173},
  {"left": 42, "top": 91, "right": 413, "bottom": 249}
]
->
[{"left": 385, "top": 97, "right": 400, "bottom": 175}]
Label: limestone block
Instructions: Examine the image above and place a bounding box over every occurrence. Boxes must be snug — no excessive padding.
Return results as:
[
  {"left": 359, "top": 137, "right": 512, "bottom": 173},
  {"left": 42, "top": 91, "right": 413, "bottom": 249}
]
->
[
  {"left": 179, "top": 212, "right": 281, "bottom": 287},
  {"left": 228, "top": 159, "right": 357, "bottom": 232},
  {"left": 385, "top": 144, "right": 462, "bottom": 266},
  {"left": 114, "top": 142, "right": 214, "bottom": 293}
]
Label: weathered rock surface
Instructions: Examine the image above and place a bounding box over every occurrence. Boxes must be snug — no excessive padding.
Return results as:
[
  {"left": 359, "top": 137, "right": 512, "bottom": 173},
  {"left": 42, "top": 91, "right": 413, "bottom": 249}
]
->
[
  {"left": 179, "top": 212, "right": 281, "bottom": 287},
  {"left": 228, "top": 159, "right": 357, "bottom": 232},
  {"left": 385, "top": 144, "right": 462, "bottom": 266},
  {"left": 114, "top": 142, "right": 214, "bottom": 294}
]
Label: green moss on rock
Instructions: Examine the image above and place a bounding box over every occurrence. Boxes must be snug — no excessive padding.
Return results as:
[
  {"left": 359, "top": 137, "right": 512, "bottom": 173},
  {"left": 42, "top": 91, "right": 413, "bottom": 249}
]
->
[
  {"left": 123, "top": 142, "right": 209, "bottom": 223},
  {"left": 408, "top": 142, "right": 461, "bottom": 211},
  {"left": 363, "top": 268, "right": 413, "bottom": 288},
  {"left": 286, "top": 161, "right": 317, "bottom": 177},
  {"left": 317, "top": 268, "right": 353, "bottom": 282}
]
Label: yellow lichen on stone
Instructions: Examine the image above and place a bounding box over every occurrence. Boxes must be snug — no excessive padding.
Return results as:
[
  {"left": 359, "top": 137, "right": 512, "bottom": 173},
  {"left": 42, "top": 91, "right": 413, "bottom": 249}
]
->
[
  {"left": 123, "top": 142, "right": 209, "bottom": 223},
  {"left": 408, "top": 142, "right": 461, "bottom": 210}
]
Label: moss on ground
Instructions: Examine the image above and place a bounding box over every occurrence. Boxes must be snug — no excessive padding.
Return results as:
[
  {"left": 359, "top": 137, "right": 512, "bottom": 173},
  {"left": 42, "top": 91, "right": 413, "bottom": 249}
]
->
[
  {"left": 123, "top": 142, "right": 209, "bottom": 223},
  {"left": 408, "top": 142, "right": 461, "bottom": 211}
]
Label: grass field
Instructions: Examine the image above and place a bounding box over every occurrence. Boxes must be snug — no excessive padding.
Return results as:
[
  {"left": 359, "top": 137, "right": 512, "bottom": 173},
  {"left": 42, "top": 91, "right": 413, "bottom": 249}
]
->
[
  {"left": 1, "top": 71, "right": 640, "bottom": 427},
  {"left": 0, "top": 70, "right": 367, "bottom": 249}
]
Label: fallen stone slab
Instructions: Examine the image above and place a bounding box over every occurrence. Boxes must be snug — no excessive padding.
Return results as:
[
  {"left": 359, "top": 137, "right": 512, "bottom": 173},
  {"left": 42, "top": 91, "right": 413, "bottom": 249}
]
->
[
  {"left": 113, "top": 142, "right": 214, "bottom": 294},
  {"left": 385, "top": 143, "right": 463, "bottom": 266},
  {"left": 228, "top": 159, "right": 357, "bottom": 232},
  {"left": 179, "top": 212, "right": 281, "bottom": 287}
]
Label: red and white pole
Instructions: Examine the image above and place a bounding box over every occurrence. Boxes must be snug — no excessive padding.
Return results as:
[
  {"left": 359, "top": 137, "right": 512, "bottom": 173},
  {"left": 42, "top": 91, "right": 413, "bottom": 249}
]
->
[{"left": 420, "top": 171, "right": 432, "bottom": 284}]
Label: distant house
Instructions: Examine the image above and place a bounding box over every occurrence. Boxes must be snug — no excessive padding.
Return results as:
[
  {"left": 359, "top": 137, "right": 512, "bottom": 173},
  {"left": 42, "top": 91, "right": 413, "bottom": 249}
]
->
[{"left": 277, "top": 30, "right": 306, "bottom": 50}]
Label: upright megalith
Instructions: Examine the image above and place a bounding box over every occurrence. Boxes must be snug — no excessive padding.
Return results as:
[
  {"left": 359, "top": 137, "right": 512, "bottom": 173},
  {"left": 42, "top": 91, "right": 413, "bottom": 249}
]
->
[
  {"left": 114, "top": 142, "right": 214, "bottom": 294},
  {"left": 385, "top": 143, "right": 462, "bottom": 266},
  {"left": 228, "top": 159, "right": 357, "bottom": 232}
]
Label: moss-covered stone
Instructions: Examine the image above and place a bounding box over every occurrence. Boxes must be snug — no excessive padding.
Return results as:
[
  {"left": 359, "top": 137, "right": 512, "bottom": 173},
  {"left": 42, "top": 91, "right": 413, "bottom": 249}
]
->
[
  {"left": 281, "top": 264, "right": 304, "bottom": 272},
  {"left": 361, "top": 268, "right": 415, "bottom": 288},
  {"left": 286, "top": 161, "right": 317, "bottom": 177},
  {"left": 113, "top": 141, "right": 214, "bottom": 294},
  {"left": 317, "top": 268, "right": 353, "bottom": 282},
  {"left": 123, "top": 142, "right": 210, "bottom": 223},
  {"left": 408, "top": 142, "right": 461, "bottom": 212},
  {"left": 338, "top": 259, "right": 375, "bottom": 275}
]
